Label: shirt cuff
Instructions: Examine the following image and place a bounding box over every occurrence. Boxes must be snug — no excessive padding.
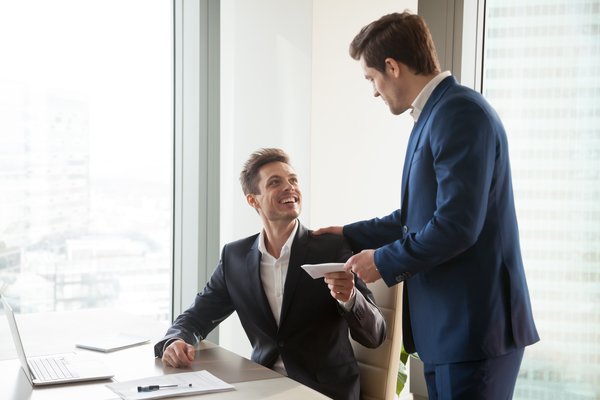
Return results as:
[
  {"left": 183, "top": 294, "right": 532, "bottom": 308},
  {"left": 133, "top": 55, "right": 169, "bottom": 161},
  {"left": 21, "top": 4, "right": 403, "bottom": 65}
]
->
[{"left": 337, "top": 287, "right": 357, "bottom": 312}]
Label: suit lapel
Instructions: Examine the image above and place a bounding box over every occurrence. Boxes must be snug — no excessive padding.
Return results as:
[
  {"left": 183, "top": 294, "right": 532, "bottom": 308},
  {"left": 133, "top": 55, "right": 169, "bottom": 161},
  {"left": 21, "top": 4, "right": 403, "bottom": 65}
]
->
[
  {"left": 278, "top": 222, "right": 308, "bottom": 328},
  {"left": 246, "top": 237, "right": 278, "bottom": 330},
  {"left": 400, "top": 76, "right": 456, "bottom": 213}
]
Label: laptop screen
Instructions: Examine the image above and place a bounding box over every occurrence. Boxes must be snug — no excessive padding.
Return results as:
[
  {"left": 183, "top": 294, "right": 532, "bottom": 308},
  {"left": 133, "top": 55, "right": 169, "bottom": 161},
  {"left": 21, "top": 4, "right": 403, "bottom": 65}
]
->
[{"left": 1, "top": 295, "right": 35, "bottom": 384}]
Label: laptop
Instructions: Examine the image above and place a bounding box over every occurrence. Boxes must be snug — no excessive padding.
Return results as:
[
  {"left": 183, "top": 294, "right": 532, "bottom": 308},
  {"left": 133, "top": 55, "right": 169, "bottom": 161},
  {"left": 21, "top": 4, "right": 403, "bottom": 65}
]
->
[{"left": 1, "top": 295, "right": 114, "bottom": 386}]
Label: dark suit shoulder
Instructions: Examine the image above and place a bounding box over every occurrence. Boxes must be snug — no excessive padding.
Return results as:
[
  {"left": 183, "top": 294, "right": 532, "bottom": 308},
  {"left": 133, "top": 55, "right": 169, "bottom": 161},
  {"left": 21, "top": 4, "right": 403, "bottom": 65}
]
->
[
  {"left": 222, "top": 233, "right": 259, "bottom": 254},
  {"left": 437, "top": 81, "right": 490, "bottom": 112},
  {"left": 305, "top": 231, "right": 353, "bottom": 263},
  {"left": 307, "top": 231, "right": 349, "bottom": 248}
]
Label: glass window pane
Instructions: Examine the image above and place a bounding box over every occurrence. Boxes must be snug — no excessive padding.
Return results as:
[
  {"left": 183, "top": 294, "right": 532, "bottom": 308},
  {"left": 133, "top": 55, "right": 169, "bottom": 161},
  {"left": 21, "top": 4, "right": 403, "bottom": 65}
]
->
[
  {"left": 0, "top": 1, "right": 172, "bottom": 323},
  {"left": 483, "top": 1, "right": 600, "bottom": 398}
]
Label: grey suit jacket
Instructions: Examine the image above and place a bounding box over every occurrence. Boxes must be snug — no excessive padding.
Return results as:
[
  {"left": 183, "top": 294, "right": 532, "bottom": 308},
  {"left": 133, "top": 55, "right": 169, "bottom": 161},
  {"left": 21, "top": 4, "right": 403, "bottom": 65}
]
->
[{"left": 155, "top": 222, "right": 386, "bottom": 399}]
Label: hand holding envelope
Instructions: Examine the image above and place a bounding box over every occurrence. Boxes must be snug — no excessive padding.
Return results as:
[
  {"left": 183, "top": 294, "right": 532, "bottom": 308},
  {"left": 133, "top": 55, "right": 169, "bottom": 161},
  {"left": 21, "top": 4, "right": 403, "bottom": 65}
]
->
[
  {"left": 301, "top": 263, "right": 356, "bottom": 303},
  {"left": 300, "top": 263, "right": 346, "bottom": 279}
]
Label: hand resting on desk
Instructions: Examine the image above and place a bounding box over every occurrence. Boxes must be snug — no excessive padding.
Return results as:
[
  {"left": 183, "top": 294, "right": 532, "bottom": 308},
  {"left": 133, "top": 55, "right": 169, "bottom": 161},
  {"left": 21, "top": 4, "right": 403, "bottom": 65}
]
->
[{"left": 162, "top": 339, "right": 195, "bottom": 368}]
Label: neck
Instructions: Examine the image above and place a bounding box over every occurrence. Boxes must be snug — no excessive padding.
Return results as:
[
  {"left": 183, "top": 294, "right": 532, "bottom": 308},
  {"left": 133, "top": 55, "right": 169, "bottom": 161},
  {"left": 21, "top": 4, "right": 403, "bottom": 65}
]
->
[
  {"left": 409, "top": 72, "right": 439, "bottom": 102},
  {"left": 262, "top": 219, "right": 297, "bottom": 259}
]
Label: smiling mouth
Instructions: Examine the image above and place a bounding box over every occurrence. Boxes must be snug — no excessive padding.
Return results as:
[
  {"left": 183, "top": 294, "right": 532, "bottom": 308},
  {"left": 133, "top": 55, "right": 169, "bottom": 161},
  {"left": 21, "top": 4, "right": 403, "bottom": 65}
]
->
[{"left": 280, "top": 196, "right": 299, "bottom": 204}]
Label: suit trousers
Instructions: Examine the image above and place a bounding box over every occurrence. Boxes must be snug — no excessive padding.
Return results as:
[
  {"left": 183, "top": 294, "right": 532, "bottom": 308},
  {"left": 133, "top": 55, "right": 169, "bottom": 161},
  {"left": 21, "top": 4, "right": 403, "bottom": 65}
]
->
[{"left": 423, "top": 348, "right": 525, "bottom": 400}]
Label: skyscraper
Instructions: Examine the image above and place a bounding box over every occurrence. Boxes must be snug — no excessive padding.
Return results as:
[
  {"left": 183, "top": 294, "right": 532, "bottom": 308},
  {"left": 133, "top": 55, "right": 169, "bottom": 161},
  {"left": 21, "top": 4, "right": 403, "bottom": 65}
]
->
[{"left": 483, "top": 1, "right": 600, "bottom": 398}]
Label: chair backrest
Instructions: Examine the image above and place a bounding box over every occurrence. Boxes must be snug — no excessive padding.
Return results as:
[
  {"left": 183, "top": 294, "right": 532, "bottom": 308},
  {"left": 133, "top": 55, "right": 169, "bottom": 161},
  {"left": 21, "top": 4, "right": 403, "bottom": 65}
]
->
[{"left": 352, "top": 280, "right": 403, "bottom": 400}]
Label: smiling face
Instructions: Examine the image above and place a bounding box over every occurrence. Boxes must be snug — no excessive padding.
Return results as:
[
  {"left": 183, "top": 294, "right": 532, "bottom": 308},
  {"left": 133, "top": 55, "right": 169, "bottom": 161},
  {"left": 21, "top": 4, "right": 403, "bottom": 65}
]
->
[
  {"left": 247, "top": 161, "right": 302, "bottom": 225},
  {"left": 361, "top": 56, "right": 412, "bottom": 116}
]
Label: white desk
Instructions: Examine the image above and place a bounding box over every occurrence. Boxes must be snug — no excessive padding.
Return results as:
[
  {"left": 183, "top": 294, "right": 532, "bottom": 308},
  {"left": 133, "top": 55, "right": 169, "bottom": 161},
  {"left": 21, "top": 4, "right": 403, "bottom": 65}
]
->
[{"left": 0, "top": 309, "right": 329, "bottom": 400}]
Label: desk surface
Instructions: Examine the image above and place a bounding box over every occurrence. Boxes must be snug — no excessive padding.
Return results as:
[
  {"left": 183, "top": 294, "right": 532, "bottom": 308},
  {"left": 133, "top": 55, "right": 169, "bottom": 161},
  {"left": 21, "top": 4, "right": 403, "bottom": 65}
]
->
[{"left": 0, "top": 309, "right": 329, "bottom": 400}]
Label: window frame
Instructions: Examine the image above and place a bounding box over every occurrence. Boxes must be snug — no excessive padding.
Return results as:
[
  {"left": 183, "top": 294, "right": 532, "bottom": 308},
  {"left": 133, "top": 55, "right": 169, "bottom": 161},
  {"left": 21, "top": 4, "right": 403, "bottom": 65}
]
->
[
  {"left": 173, "top": 0, "right": 220, "bottom": 341},
  {"left": 419, "top": 0, "right": 485, "bottom": 91}
]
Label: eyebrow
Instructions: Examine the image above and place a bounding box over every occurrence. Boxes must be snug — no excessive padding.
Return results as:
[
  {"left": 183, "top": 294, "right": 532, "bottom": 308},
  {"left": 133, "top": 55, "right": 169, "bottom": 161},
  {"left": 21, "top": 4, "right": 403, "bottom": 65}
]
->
[{"left": 266, "top": 173, "right": 297, "bottom": 182}]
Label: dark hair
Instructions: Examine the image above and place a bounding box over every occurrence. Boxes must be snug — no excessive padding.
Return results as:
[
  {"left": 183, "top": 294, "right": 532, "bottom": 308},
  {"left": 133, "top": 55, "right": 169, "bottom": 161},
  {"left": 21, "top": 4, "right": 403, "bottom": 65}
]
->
[
  {"left": 349, "top": 11, "right": 440, "bottom": 75},
  {"left": 240, "top": 148, "right": 291, "bottom": 195}
]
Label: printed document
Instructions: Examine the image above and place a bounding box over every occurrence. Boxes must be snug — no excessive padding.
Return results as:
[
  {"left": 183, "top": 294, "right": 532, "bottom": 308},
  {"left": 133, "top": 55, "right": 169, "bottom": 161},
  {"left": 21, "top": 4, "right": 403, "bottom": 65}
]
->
[{"left": 106, "top": 370, "right": 235, "bottom": 400}]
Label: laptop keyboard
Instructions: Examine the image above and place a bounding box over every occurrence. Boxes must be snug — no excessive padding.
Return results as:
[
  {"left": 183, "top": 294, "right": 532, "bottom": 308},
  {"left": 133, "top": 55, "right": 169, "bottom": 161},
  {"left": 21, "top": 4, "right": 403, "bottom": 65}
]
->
[{"left": 29, "top": 356, "right": 79, "bottom": 381}]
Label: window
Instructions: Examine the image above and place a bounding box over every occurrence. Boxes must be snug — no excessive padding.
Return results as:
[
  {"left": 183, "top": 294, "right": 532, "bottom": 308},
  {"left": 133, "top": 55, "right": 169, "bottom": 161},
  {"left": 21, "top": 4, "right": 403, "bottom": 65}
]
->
[
  {"left": 482, "top": 1, "right": 600, "bottom": 398},
  {"left": 0, "top": 1, "right": 173, "bottom": 322}
]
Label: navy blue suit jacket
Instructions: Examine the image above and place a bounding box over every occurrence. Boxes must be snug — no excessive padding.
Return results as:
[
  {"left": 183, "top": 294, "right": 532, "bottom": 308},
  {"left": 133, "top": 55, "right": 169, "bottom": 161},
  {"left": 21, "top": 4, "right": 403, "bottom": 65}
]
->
[
  {"left": 344, "top": 76, "right": 539, "bottom": 364},
  {"left": 155, "top": 222, "right": 386, "bottom": 399}
]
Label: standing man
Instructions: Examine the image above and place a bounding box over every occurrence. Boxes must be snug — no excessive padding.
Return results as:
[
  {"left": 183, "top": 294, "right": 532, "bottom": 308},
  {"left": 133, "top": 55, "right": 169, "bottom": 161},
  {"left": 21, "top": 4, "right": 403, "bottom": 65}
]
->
[
  {"left": 316, "top": 12, "right": 539, "bottom": 399},
  {"left": 155, "top": 148, "right": 386, "bottom": 399}
]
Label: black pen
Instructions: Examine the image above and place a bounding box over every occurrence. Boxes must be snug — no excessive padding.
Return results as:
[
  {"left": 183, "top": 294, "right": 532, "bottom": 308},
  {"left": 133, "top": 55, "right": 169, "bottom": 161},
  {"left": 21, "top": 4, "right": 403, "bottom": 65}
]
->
[{"left": 137, "top": 383, "right": 192, "bottom": 392}]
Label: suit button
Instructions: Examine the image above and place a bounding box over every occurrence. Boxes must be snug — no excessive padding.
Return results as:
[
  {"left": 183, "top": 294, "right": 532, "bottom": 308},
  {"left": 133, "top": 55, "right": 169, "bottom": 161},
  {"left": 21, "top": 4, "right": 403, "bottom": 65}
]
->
[
  {"left": 395, "top": 275, "right": 403, "bottom": 282},
  {"left": 278, "top": 340, "right": 285, "bottom": 348},
  {"left": 403, "top": 225, "right": 408, "bottom": 234}
]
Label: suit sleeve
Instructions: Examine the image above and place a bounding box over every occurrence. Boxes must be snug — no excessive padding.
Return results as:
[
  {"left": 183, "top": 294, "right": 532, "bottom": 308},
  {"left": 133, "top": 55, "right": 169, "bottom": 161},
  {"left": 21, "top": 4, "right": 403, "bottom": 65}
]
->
[
  {"left": 154, "top": 248, "right": 235, "bottom": 357},
  {"left": 349, "top": 97, "right": 497, "bottom": 286},
  {"left": 344, "top": 279, "right": 387, "bottom": 348},
  {"left": 335, "top": 238, "right": 387, "bottom": 348},
  {"left": 343, "top": 209, "right": 403, "bottom": 252}
]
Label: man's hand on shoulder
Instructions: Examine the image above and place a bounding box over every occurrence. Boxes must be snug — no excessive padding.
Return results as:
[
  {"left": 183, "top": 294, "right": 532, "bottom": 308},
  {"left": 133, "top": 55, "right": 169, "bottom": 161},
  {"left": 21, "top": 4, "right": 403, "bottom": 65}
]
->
[
  {"left": 312, "top": 226, "right": 343, "bottom": 236},
  {"left": 161, "top": 339, "right": 195, "bottom": 368}
]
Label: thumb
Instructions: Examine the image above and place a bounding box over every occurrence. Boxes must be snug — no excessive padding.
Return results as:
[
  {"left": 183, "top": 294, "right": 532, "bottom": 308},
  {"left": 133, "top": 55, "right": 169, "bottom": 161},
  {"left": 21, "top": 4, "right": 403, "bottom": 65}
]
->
[
  {"left": 312, "top": 227, "right": 327, "bottom": 236},
  {"left": 313, "top": 226, "right": 342, "bottom": 236},
  {"left": 186, "top": 345, "right": 195, "bottom": 361},
  {"left": 343, "top": 256, "right": 354, "bottom": 272}
]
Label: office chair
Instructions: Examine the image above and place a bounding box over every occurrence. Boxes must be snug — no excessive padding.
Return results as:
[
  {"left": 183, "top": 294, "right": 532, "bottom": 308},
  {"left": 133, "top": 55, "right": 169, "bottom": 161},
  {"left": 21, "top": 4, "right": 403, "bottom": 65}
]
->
[{"left": 351, "top": 280, "right": 403, "bottom": 400}]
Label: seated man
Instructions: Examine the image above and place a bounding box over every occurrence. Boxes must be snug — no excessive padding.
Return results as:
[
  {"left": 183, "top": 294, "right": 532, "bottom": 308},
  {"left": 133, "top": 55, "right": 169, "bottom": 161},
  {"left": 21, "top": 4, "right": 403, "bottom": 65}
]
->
[{"left": 155, "top": 148, "right": 386, "bottom": 399}]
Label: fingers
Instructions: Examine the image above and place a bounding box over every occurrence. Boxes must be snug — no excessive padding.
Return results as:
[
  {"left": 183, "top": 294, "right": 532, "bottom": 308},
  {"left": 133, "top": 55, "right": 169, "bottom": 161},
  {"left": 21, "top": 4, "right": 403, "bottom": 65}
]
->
[
  {"left": 312, "top": 226, "right": 343, "bottom": 236},
  {"left": 324, "top": 271, "right": 355, "bottom": 302},
  {"left": 343, "top": 249, "right": 382, "bottom": 283},
  {"left": 162, "top": 340, "right": 195, "bottom": 368},
  {"left": 356, "top": 266, "right": 382, "bottom": 283},
  {"left": 324, "top": 270, "right": 353, "bottom": 281}
]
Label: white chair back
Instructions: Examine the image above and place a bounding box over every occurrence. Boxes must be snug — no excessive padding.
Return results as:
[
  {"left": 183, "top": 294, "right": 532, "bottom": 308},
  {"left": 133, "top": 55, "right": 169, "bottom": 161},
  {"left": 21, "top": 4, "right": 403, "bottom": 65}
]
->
[{"left": 352, "top": 280, "right": 403, "bottom": 400}]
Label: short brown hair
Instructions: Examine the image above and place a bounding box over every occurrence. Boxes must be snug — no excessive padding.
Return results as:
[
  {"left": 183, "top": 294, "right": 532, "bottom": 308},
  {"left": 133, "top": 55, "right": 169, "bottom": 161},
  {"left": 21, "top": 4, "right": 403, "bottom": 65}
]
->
[
  {"left": 240, "top": 148, "right": 291, "bottom": 195},
  {"left": 349, "top": 11, "right": 440, "bottom": 75}
]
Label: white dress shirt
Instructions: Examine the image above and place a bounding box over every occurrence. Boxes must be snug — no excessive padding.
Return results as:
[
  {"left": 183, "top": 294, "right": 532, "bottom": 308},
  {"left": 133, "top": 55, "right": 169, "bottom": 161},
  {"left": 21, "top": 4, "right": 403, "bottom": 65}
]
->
[
  {"left": 410, "top": 70, "right": 451, "bottom": 122},
  {"left": 257, "top": 220, "right": 358, "bottom": 374},
  {"left": 257, "top": 221, "right": 299, "bottom": 375}
]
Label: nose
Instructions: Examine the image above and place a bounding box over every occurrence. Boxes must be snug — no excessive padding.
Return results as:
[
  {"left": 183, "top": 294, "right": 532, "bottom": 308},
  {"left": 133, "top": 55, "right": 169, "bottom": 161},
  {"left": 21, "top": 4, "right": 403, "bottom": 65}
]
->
[
  {"left": 284, "top": 180, "right": 296, "bottom": 191},
  {"left": 371, "top": 81, "right": 379, "bottom": 97}
]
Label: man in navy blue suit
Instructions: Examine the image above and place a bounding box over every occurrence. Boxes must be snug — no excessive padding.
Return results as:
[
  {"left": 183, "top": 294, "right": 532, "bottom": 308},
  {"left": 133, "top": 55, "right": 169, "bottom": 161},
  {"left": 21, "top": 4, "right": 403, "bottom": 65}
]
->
[{"left": 315, "top": 11, "right": 539, "bottom": 399}]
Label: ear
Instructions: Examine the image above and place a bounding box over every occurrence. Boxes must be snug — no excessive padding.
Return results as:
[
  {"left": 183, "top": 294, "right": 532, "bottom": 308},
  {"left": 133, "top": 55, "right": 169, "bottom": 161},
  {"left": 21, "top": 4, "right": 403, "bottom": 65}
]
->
[
  {"left": 384, "top": 58, "right": 402, "bottom": 78},
  {"left": 246, "top": 193, "right": 262, "bottom": 212},
  {"left": 246, "top": 193, "right": 256, "bottom": 208}
]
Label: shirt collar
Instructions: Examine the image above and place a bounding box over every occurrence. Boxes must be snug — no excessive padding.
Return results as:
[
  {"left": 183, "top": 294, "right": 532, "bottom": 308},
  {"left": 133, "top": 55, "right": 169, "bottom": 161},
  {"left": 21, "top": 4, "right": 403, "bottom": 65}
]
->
[
  {"left": 257, "top": 220, "right": 299, "bottom": 259},
  {"left": 410, "top": 71, "right": 451, "bottom": 122}
]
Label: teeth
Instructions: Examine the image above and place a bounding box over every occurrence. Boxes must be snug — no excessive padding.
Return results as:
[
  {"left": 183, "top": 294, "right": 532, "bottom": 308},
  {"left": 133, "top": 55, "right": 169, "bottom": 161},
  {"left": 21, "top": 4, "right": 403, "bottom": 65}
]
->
[{"left": 281, "top": 197, "right": 296, "bottom": 204}]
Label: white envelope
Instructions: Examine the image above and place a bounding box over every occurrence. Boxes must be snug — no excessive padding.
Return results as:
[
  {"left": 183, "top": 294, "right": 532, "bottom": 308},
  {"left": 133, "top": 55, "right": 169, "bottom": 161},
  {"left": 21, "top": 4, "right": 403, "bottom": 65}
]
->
[{"left": 300, "top": 263, "right": 345, "bottom": 279}]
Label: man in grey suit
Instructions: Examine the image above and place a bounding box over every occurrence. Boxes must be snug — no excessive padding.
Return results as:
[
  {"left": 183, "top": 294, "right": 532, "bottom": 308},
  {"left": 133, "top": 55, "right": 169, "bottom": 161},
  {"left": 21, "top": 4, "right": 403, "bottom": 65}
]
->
[{"left": 155, "top": 148, "right": 386, "bottom": 399}]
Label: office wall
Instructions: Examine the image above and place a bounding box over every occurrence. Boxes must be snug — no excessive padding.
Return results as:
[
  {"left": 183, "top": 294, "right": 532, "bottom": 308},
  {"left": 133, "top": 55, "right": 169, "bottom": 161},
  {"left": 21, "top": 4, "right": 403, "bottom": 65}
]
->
[
  {"left": 310, "top": 0, "right": 416, "bottom": 227},
  {"left": 219, "top": 0, "right": 313, "bottom": 357},
  {"left": 219, "top": 0, "right": 416, "bottom": 358}
]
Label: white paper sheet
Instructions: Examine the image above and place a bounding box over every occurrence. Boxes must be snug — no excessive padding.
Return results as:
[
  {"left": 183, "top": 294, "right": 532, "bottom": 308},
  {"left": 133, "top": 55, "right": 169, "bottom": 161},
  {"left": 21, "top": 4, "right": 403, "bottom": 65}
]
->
[
  {"left": 300, "top": 262, "right": 345, "bottom": 279},
  {"left": 76, "top": 333, "right": 150, "bottom": 352},
  {"left": 106, "top": 370, "right": 235, "bottom": 400}
]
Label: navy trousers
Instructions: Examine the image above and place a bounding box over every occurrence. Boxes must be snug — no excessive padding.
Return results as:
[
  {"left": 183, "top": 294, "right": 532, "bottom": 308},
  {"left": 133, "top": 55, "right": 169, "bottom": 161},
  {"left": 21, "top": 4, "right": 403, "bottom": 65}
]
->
[{"left": 423, "top": 348, "right": 525, "bottom": 400}]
